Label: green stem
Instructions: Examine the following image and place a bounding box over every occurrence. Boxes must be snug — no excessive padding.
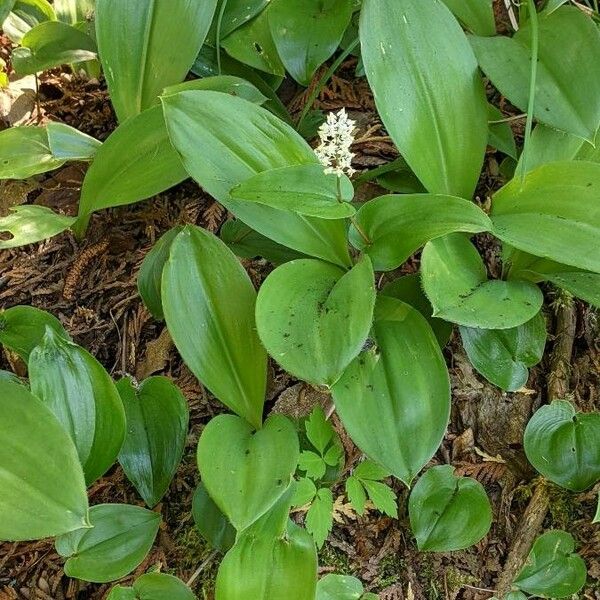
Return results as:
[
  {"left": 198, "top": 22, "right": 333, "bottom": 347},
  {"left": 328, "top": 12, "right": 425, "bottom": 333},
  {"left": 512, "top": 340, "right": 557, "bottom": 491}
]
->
[
  {"left": 296, "top": 37, "right": 360, "bottom": 133},
  {"left": 216, "top": 0, "right": 229, "bottom": 75},
  {"left": 336, "top": 176, "right": 371, "bottom": 246}
]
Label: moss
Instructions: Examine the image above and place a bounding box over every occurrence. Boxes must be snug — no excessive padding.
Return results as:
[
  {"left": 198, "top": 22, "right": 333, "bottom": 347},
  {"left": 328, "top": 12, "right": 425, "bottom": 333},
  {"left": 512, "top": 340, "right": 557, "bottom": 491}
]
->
[
  {"left": 445, "top": 566, "right": 477, "bottom": 596},
  {"left": 547, "top": 486, "right": 578, "bottom": 530},
  {"left": 318, "top": 543, "right": 352, "bottom": 573},
  {"left": 375, "top": 552, "right": 404, "bottom": 590}
]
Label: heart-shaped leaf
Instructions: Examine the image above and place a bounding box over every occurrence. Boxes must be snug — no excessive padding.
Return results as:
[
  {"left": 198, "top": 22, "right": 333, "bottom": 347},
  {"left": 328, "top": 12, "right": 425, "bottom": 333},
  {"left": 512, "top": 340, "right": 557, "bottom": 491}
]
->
[
  {"left": 56, "top": 503, "right": 161, "bottom": 583},
  {"left": 408, "top": 465, "right": 492, "bottom": 552},
  {"left": 0, "top": 206, "right": 75, "bottom": 249},
  {"left": 29, "top": 328, "right": 126, "bottom": 485},
  {"left": 117, "top": 376, "right": 189, "bottom": 508},
  {"left": 197, "top": 414, "right": 299, "bottom": 531},
  {"left": 162, "top": 226, "right": 266, "bottom": 428},
  {"left": 332, "top": 297, "right": 450, "bottom": 485},
  {"left": 524, "top": 400, "right": 600, "bottom": 492},
  {"left": 0, "top": 380, "right": 89, "bottom": 541},
  {"left": 349, "top": 194, "right": 492, "bottom": 271},
  {"left": 256, "top": 256, "right": 376, "bottom": 386},
  {"left": 107, "top": 573, "right": 196, "bottom": 600},
  {"left": 192, "top": 483, "right": 236, "bottom": 553},
  {"left": 421, "top": 234, "right": 543, "bottom": 329},
  {"left": 513, "top": 530, "right": 587, "bottom": 598}
]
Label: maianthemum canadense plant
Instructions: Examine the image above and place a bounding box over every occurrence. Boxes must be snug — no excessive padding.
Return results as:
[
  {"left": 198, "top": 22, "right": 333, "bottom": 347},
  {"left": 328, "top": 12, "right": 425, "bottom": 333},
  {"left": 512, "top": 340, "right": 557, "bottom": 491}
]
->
[{"left": 1, "top": 0, "right": 600, "bottom": 598}]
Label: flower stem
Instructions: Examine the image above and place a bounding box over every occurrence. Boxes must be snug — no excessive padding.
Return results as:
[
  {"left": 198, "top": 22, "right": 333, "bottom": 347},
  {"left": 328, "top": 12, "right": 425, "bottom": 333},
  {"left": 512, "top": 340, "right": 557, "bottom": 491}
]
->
[{"left": 336, "top": 176, "right": 371, "bottom": 246}]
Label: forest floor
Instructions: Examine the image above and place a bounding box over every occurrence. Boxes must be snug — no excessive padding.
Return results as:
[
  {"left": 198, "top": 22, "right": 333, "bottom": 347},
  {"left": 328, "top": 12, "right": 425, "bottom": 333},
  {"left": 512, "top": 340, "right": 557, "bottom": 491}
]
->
[{"left": 1, "top": 6, "right": 599, "bottom": 599}]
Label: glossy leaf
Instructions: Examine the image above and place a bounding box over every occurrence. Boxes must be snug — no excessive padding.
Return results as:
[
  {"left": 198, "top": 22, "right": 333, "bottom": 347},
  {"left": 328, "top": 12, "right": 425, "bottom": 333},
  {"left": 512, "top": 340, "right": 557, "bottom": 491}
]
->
[
  {"left": 332, "top": 297, "right": 450, "bottom": 485},
  {"left": 0, "top": 205, "right": 75, "bottom": 249},
  {"left": 0, "top": 304, "right": 69, "bottom": 360},
  {"left": 460, "top": 311, "right": 546, "bottom": 391},
  {"left": 54, "top": 0, "right": 94, "bottom": 23},
  {"left": 0, "top": 380, "right": 89, "bottom": 541},
  {"left": 28, "top": 328, "right": 126, "bottom": 485},
  {"left": 421, "top": 234, "right": 543, "bottom": 329},
  {"left": 360, "top": 0, "right": 488, "bottom": 198},
  {"left": 408, "top": 465, "right": 492, "bottom": 551},
  {"left": 256, "top": 256, "right": 376, "bottom": 387},
  {"left": 95, "top": 0, "right": 218, "bottom": 121},
  {"left": 269, "top": 0, "right": 353, "bottom": 85},
  {"left": 3, "top": 0, "right": 56, "bottom": 44},
  {"left": 514, "top": 530, "right": 587, "bottom": 598},
  {"left": 108, "top": 573, "right": 196, "bottom": 600},
  {"left": 524, "top": 400, "right": 600, "bottom": 492},
  {"left": 349, "top": 194, "right": 492, "bottom": 271},
  {"left": 470, "top": 7, "right": 600, "bottom": 140},
  {"left": 117, "top": 376, "right": 189, "bottom": 507},
  {"left": 491, "top": 161, "right": 600, "bottom": 274},
  {"left": 46, "top": 122, "right": 101, "bottom": 161},
  {"left": 197, "top": 414, "right": 299, "bottom": 531},
  {"left": 192, "top": 482, "right": 236, "bottom": 552},
  {"left": 162, "top": 90, "right": 350, "bottom": 266},
  {"left": 441, "top": 0, "right": 495, "bottom": 36},
  {"left": 56, "top": 503, "right": 161, "bottom": 583},
  {"left": 231, "top": 164, "right": 355, "bottom": 219},
  {"left": 163, "top": 75, "right": 268, "bottom": 105},
  {"left": 162, "top": 226, "right": 266, "bottom": 428},
  {"left": 206, "top": 0, "right": 268, "bottom": 42}
]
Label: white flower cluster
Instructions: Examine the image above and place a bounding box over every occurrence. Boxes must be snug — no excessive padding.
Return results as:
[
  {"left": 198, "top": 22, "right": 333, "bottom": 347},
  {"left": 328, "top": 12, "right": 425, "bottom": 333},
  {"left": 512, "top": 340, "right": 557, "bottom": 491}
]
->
[{"left": 314, "top": 108, "right": 356, "bottom": 178}]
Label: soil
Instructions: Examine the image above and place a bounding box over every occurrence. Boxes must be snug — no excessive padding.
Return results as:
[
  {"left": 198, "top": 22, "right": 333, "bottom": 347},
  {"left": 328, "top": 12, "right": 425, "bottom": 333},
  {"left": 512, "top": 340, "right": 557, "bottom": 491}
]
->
[{"left": 1, "top": 4, "right": 599, "bottom": 599}]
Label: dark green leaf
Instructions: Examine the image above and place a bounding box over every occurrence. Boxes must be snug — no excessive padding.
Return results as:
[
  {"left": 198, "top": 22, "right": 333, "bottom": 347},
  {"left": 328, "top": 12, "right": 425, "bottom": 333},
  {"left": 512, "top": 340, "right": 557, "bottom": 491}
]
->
[
  {"left": 488, "top": 104, "right": 517, "bottom": 159},
  {"left": 206, "top": 0, "right": 268, "bottom": 42},
  {"left": 441, "top": 0, "right": 495, "bottom": 35},
  {"left": 192, "top": 483, "right": 236, "bottom": 553},
  {"left": 107, "top": 573, "right": 196, "bottom": 600}
]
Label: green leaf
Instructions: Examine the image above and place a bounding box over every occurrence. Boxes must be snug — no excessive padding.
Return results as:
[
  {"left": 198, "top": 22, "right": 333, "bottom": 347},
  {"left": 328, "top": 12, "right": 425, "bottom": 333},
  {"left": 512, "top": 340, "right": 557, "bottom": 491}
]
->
[
  {"left": 28, "top": 327, "right": 126, "bottom": 485},
  {"left": 0, "top": 380, "right": 89, "bottom": 541},
  {"left": 269, "top": 0, "right": 353, "bottom": 85},
  {"left": 345, "top": 477, "right": 367, "bottom": 515},
  {"left": 440, "top": 0, "right": 495, "bottom": 36},
  {"left": 524, "top": 400, "right": 600, "bottom": 492},
  {"left": 56, "top": 503, "right": 161, "bottom": 583},
  {"left": 360, "top": 0, "right": 488, "bottom": 198},
  {"left": 305, "top": 407, "right": 334, "bottom": 455},
  {"left": 231, "top": 164, "right": 355, "bottom": 219},
  {"left": 116, "top": 376, "right": 189, "bottom": 507},
  {"left": 514, "top": 530, "right": 587, "bottom": 598},
  {"left": 353, "top": 459, "right": 390, "bottom": 481},
  {"left": 3, "top": 0, "right": 56, "bottom": 44},
  {"left": 0, "top": 369, "right": 22, "bottom": 385},
  {"left": 306, "top": 488, "right": 334, "bottom": 548},
  {"left": 95, "top": 0, "right": 217, "bottom": 121},
  {"left": 256, "top": 256, "right": 376, "bottom": 387},
  {"left": 292, "top": 477, "right": 318, "bottom": 507},
  {"left": 46, "top": 122, "right": 101, "bottom": 161},
  {"left": 349, "top": 194, "right": 492, "bottom": 271},
  {"left": 298, "top": 450, "right": 327, "bottom": 480},
  {"left": 206, "top": 0, "right": 268, "bottom": 42},
  {"left": 470, "top": 7, "right": 600, "bottom": 140},
  {"left": 162, "top": 226, "right": 266, "bottom": 427},
  {"left": 108, "top": 573, "right": 196, "bottom": 600},
  {"left": 491, "top": 161, "right": 600, "bottom": 274},
  {"left": 0, "top": 126, "right": 64, "bottom": 179},
  {"left": 323, "top": 443, "right": 344, "bottom": 467},
  {"left": 460, "top": 311, "right": 547, "bottom": 391},
  {"left": 0, "top": 205, "right": 75, "bottom": 249},
  {"left": 408, "top": 465, "right": 492, "bottom": 552},
  {"left": 421, "top": 234, "right": 543, "bottom": 329},
  {"left": 0, "top": 0, "right": 17, "bottom": 24},
  {"left": 332, "top": 297, "right": 450, "bottom": 485},
  {"left": 162, "top": 90, "right": 350, "bottom": 266},
  {"left": 593, "top": 493, "right": 600, "bottom": 524},
  {"left": 197, "top": 414, "right": 299, "bottom": 531},
  {"left": 362, "top": 480, "right": 397, "bottom": 518},
  {"left": 12, "top": 20, "right": 96, "bottom": 75},
  {"left": 317, "top": 574, "right": 365, "bottom": 600},
  {"left": 76, "top": 105, "right": 188, "bottom": 223},
  {"left": 488, "top": 104, "right": 517, "bottom": 159},
  {"left": 137, "top": 226, "right": 184, "bottom": 320},
  {"left": 0, "top": 304, "right": 69, "bottom": 360},
  {"left": 192, "top": 482, "right": 236, "bottom": 553},
  {"left": 54, "top": 0, "right": 94, "bottom": 23}
]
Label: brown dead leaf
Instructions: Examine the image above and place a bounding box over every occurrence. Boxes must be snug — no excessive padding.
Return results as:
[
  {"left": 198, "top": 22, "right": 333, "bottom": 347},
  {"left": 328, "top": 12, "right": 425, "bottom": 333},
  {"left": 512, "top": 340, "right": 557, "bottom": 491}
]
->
[{"left": 136, "top": 327, "right": 173, "bottom": 379}]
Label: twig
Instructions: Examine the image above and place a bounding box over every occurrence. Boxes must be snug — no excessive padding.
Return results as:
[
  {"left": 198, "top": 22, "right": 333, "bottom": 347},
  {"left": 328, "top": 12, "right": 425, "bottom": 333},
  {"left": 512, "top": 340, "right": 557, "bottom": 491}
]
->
[
  {"left": 187, "top": 550, "right": 218, "bottom": 587},
  {"left": 504, "top": 0, "right": 520, "bottom": 30}
]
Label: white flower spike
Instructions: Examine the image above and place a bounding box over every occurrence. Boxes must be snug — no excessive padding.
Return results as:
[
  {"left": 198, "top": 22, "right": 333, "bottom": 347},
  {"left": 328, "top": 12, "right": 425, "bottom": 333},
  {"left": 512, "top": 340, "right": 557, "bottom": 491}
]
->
[{"left": 314, "top": 108, "right": 356, "bottom": 178}]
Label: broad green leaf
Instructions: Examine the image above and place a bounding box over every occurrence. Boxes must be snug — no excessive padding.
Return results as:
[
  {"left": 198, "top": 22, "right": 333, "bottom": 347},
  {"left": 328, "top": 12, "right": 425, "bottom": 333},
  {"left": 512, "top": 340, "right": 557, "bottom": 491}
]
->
[
  {"left": 3, "top": 0, "right": 56, "bottom": 44},
  {"left": 192, "top": 482, "right": 236, "bottom": 552},
  {"left": 317, "top": 574, "right": 367, "bottom": 600},
  {"left": 298, "top": 451, "right": 327, "bottom": 480},
  {"left": 231, "top": 164, "right": 356, "bottom": 219},
  {"left": 46, "top": 121, "right": 101, "bottom": 161},
  {"left": 441, "top": 0, "right": 495, "bottom": 36},
  {"left": 256, "top": 256, "right": 376, "bottom": 386},
  {"left": 408, "top": 465, "right": 492, "bottom": 551},
  {"left": 350, "top": 194, "right": 492, "bottom": 271},
  {"left": 421, "top": 234, "right": 543, "bottom": 329},
  {"left": 0, "top": 126, "right": 64, "bottom": 179},
  {"left": 360, "top": 0, "right": 488, "bottom": 198},
  {"left": 0, "top": 369, "right": 22, "bottom": 384},
  {"left": 162, "top": 90, "right": 350, "bottom": 266},
  {"left": 488, "top": 104, "right": 517, "bottom": 159},
  {"left": 108, "top": 574, "right": 196, "bottom": 600},
  {"left": 543, "top": 272, "right": 600, "bottom": 308},
  {"left": 206, "top": 0, "right": 268, "bottom": 42},
  {"left": 76, "top": 105, "right": 188, "bottom": 223},
  {"left": 95, "top": 0, "right": 218, "bottom": 121},
  {"left": 491, "top": 161, "right": 600, "bottom": 274},
  {"left": 116, "top": 376, "right": 189, "bottom": 507},
  {"left": 56, "top": 503, "right": 161, "bottom": 583},
  {"left": 29, "top": 328, "right": 126, "bottom": 485},
  {"left": 514, "top": 530, "right": 587, "bottom": 598},
  {"left": 524, "top": 400, "right": 600, "bottom": 492},
  {"left": 332, "top": 297, "right": 450, "bottom": 485},
  {"left": 0, "top": 380, "right": 89, "bottom": 541},
  {"left": 162, "top": 226, "right": 266, "bottom": 427},
  {"left": 162, "top": 75, "right": 268, "bottom": 105},
  {"left": 543, "top": 0, "right": 569, "bottom": 13},
  {"left": 460, "top": 311, "right": 547, "bottom": 391},
  {"left": 269, "top": 0, "right": 353, "bottom": 85},
  {"left": 305, "top": 406, "right": 334, "bottom": 454},
  {"left": 0, "top": 304, "right": 69, "bottom": 360},
  {"left": 54, "top": 0, "right": 94, "bottom": 23},
  {"left": 197, "top": 414, "right": 299, "bottom": 531},
  {"left": 12, "top": 20, "right": 96, "bottom": 75},
  {"left": 381, "top": 274, "right": 452, "bottom": 347},
  {"left": 470, "top": 7, "right": 600, "bottom": 140},
  {"left": 0, "top": 205, "right": 75, "bottom": 249},
  {"left": 306, "top": 488, "right": 334, "bottom": 549}
]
